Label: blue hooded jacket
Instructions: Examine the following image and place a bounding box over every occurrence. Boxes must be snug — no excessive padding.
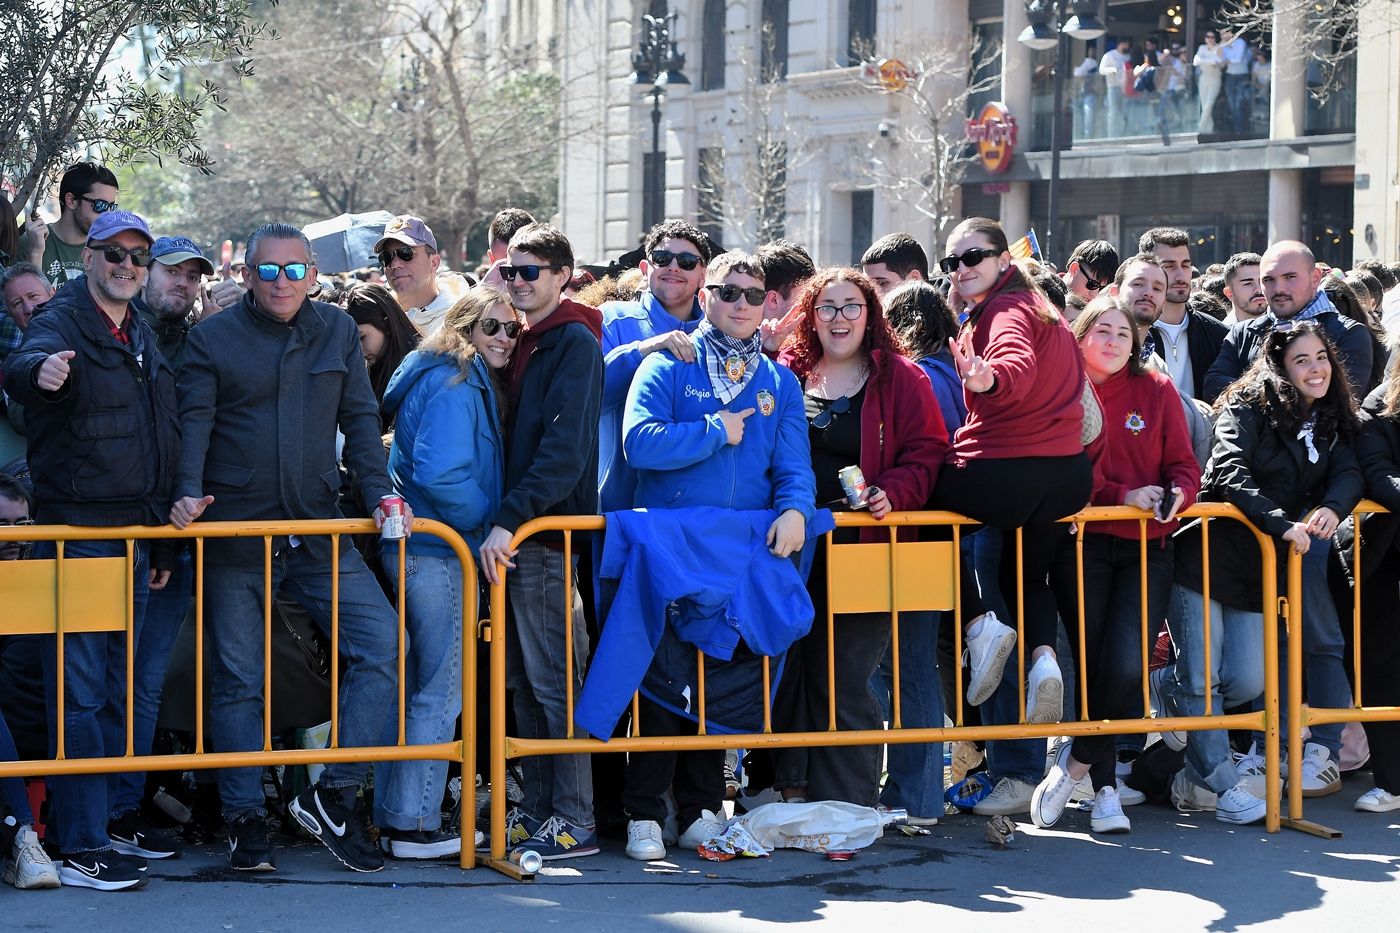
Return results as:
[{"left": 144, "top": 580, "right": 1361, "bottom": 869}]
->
[
  {"left": 381, "top": 349, "right": 504, "bottom": 560},
  {"left": 598, "top": 290, "right": 704, "bottom": 512}
]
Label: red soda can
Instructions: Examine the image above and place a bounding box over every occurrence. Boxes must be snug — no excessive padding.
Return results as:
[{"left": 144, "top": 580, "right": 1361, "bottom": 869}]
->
[{"left": 379, "top": 494, "right": 407, "bottom": 540}]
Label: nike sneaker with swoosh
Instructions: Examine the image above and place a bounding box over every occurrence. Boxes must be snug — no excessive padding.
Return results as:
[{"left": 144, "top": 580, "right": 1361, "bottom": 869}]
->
[
  {"left": 289, "top": 783, "right": 383, "bottom": 872},
  {"left": 58, "top": 849, "right": 146, "bottom": 891},
  {"left": 227, "top": 814, "right": 277, "bottom": 871},
  {"left": 108, "top": 812, "right": 181, "bottom": 860}
]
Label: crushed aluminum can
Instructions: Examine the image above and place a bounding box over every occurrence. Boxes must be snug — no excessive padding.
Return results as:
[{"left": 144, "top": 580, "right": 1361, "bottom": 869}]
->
[
  {"left": 825, "top": 850, "right": 856, "bottom": 861},
  {"left": 898, "top": 823, "right": 932, "bottom": 837},
  {"left": 984, "top": 814, "right": 1016, "bottom": 846}
]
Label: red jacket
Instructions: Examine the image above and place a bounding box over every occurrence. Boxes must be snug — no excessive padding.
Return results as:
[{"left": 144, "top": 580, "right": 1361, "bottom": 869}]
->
[
  {"left": 951, "top": 271, "right": 1085, "bottom": 462},
  {"left": 1088, "top": 367, "right": 1201, "bottom": 540}
]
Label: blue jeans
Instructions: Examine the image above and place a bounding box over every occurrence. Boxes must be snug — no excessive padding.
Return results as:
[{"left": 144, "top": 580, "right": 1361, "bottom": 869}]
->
[
  {"left": 1164, "top": 584, "right": 1265, "bottom": 793},
  {"left": 1225, "top": 73, "right": 1251, "bottom": 132},
  {"left": 1276, "top": 543, "right": 1349, "bottom": 757},
  {"left": 872, "top": 610, "right": 945, "bottom": 818},
  {"left": 506, "top": 542, "right": 593, "bottom": 828},
  {"left": 205, "top": 543, "right": 397, "bottom": 819},
  {"left": 373, "top": 553, "right": 466, "bottom": 831},
  {"left": 971, "top": 530, "right": 1043, "bottom": 785},
  {"left": 111, "top": 548, "right": 192, "bottom": 816},
  {"left": 35, "top": 538, "right": 150, "bottom": 853},
  {"left": 1, "top": 705, "right": 31, "bottom": 824}
]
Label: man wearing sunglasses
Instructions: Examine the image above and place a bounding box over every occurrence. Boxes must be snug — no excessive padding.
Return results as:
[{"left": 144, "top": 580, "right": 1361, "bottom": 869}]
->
[
  {"left": 17, "top": 162, "right": 120, "bottom": 288},
  {"left": 598, "top": 220, "right": 710, "bottom": 513},
  {"left": 3, "top": 208, "right": 181, "bottom": 891},
  {"left": 1061, "top": 239, "right": 1119, "bottom": 303},
  {"left": 480, "top": 222, "right": 605, "bottom": 861},
  {"left": 1139, "top": 227, "right": 1226, "bottom": 400},
  {"left": 171, "top": 222, "right": 406, "bottom": 875},
  {"left": 373, "top": 214, "right": 469, "bottom": 337}
]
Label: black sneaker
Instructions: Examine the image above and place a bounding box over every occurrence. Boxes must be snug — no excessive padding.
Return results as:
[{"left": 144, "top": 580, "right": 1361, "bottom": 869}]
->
[
  {"left": 226, "top": 814, "right": 277, "bottom": 872},
  {"left": 379, "top": 827, "right": 466, "bottom": 860},
  {"left": 108, "top": 812, "right": 181, "bottom": 860},
  {"left": 289, "top": 784, "right": 383, "bottom": 873},
  {"left": 58, "top": 849, "right": 147, "bottom": 891}
]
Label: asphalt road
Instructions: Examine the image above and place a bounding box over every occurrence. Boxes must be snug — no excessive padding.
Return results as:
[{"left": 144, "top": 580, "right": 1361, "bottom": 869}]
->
[{"left": 10, "top": 772, "right": 1399, "bottom": 932}]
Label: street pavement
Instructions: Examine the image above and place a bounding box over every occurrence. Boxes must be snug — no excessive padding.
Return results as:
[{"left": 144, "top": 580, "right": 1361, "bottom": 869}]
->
[{"left": 12, "top": 771, "right": 1399, "bottom": 932}]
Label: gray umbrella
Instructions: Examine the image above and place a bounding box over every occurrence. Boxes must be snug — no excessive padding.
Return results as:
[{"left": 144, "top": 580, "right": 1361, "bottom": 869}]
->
[{"left": 302, "top": 210, "right": 395, "bottom": 274}]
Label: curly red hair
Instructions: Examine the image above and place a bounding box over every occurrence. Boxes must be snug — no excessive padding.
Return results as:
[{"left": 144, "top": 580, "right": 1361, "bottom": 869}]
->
[{"left": 781, "top": 267, "right": 906, "bottom": 383}]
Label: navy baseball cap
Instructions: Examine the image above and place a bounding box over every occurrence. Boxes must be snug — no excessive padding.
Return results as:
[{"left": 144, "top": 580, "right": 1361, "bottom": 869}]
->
[
  {"left": 85, "top": 209, "right": 153, "bottom": 247},
  {"left": 151, "top": 236, "right": 215, "bottom": 275}
]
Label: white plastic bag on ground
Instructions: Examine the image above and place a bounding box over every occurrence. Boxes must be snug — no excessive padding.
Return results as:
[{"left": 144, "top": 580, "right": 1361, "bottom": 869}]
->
[{"left": 733, "top": 801, "right": 884, "bottom": 853}]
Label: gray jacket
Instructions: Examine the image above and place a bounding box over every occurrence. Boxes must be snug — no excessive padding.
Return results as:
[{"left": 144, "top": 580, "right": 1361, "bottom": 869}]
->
[{"left": 176, "top": 292, "right": 390, "bottom": 564}]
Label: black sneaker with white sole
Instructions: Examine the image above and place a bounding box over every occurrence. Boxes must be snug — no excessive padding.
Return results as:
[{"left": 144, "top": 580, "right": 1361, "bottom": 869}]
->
[
  {"left": 58, "top": 849, "right": 147, "bottom": 891},
  {"left": 227, "top": 814, "right": 277, "bottom": 871},
  {"left": 108, "top": 813, "right": 181, "bottom": 860},
  {"left": 289, "top": 784, "right": 383, "bottom": 873}
]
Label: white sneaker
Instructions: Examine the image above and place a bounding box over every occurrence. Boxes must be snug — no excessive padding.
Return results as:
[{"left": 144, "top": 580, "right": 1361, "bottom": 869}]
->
[
  {"left": 1116, "top": 779, "right": 1147, "bottom": 807},
  {"left": 1355, "top": 787, "right": 1400, "bottom": 812},
  {"left": 1297, "top": 743, "right": 1341, "bottom": 797},
  {"left": 1215, "top": 783, "right": 1267, "bottom": 825},
  {"left": 964, "top": 613, "right": 1017, "bottom": 706},
  {"left": 1090, "top": 786, "right": 1131, "bottom": 834},
  {"left": 677, "top": 810, "right": 725, "bottom": 849},
  {"left": 624, "top": 820, "right": 666, "bottom": 861},
  {"left": 1025, "top": 654, "right": 1063, "bottom": 724},
  {"left": 1031, "top": 739, "right": 1076, "bottom": 828},
  {"left": 972, "top": 777, "right": 1035, "bottom": 816},
  {"left": 1149, "top": 668, "right": 1186, "bottom": 751},
  {"left": 1234, "top": 742, "right": 1267, "bottom": 799},
  {"left": 1046, "top": 737, "right": 1093, "bottom": 802},
  {"left": 3, "top": 821, "right": 60, "bottom": 890},
  {"left": 1170, "top": 770, "right": 1217, "bottom": 811}
]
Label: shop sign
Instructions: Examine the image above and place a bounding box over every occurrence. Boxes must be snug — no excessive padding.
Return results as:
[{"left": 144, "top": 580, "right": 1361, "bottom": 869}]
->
[{"left": 965, "top": 102, "right": 1017, "bottom": 174}]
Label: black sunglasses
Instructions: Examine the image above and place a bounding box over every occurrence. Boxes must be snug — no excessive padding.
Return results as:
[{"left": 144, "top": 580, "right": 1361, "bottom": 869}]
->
[
  {"left": 705, "top": 283, "right": 766, "bottom": 306},
  {"left": 477, "top": 318, "right": 523, "bottom": 338},
  {"left": 95, "top": 244, "right": 153, "bottom": 267},
  {"left": 938, "top": 247, "right": 998, "bottom": 274},
  {"left": 501, "top": 263, "right": 564, "bottom": 282},
  {"left": 811, "top": 395, "right": 851, "bottom": 430},
  {"left": 378, "top": 245, "right": 419, "bottom": 267},
  {"left": 649, "top": 250, "right": 703, "bottom": 271},
  {"left": 1084, "top": 276, "right": 1105, "bottom": 292},
  {"left": 80, "top": 195, "right": 117, "bottom": 213}
]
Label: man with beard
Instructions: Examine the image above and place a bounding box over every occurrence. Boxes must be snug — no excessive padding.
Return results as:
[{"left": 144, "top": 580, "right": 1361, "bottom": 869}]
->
[
  {"left": 1221, "top": 252, "right": 1268, "bottom": 325},
  {"left": 1110, "top": 253, "right": 1169, "bottom": 356},
  {"left": 18, "top": 163, "right": 119, "bottom": 287},
  {"left": 1138, "top": 227, "right": 1225, "bottom": 400},
  {"left": 137, "top": 237, "right": 215, "bottom": 368},
  {"left": 3, "top": 209, "right": 179, "bottom": 891}
]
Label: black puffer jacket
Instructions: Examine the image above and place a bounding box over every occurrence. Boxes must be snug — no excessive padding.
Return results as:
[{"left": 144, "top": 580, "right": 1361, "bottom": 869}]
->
[
  {"left": 2, "top": 276, "right": 179, "bottom": 526},
  {"left": 1337, "top": 385, "right": 1400, "bottom": 582},
  {"left": 1174, "top": 401, "right": 1362, "bottom": 610}
]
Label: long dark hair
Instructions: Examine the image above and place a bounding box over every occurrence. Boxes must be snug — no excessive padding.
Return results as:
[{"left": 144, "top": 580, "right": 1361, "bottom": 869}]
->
[
  {"left": 782, "top": 267, "right": 905, "bottom": 384},
  {"left": 884, "top": 279, "right": 957, "bottom": 362},
  {"left": 946, "top": 216, "right": 1057, "bottom": 324},
  {"left": 341, "top": 282, "right": 421, "bottom": 405},
  {"left": 1218, "top": 320, "right": 1358, "bottom": 439}
]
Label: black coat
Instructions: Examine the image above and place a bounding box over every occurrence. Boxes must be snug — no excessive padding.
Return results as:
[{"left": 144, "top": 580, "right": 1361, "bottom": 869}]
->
[
  {"left": 1204, "top": 309, "right": 1375, "bottom": 403},
  {"left": 1175, "top": 401, "right": 1363, "bottom": 610},
  {"left": 176, "top": 292, "right": 391, "bottom": 564},
  {"left": 2, "top": 276, "right": 179, "bottom": 527},
  {"left": 1150, "top": 309, "right": 1227, "bottom": 401},
  {"left": 1337, "top": 386, "right": 1400, "bottom": 582}
]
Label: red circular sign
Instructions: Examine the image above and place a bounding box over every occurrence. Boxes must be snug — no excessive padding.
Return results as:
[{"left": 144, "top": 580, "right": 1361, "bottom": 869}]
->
[{"left": 965, "top": 103, "right": 1018, "bottom": 174}]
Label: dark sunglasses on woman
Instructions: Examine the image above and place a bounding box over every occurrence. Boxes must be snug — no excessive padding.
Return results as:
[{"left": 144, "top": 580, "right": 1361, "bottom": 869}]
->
[
  {"left": 501, "top": 263, "right": 564, "bottom": 282},
  {"left": 477, "top": 318, "right": 523, "bottom": 338},
  {"left": 938, "top": 247, "right": 998, "bottom": 274}
]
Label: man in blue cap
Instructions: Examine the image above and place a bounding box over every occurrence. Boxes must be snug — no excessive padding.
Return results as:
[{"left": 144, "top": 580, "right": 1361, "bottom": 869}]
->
[
  {"left": 2, "top": 209, "right": 181, "bottom": 892},
  {"left": 137, "top": 236, "right": 215, "bottom": 368}
]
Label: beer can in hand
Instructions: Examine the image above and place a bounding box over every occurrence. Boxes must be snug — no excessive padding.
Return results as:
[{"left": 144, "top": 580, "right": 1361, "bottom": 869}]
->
[
  {"left": 838, "top": 465, "right": 869, "bottom": 510},
  {"left": 379, "top": 494, "right": 407, "bottom": 540}
]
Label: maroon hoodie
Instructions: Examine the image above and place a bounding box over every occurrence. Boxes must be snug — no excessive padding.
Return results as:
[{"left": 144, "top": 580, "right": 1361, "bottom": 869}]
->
[{"left": 506, "top": 297, "right": 603, "bottom": 396}]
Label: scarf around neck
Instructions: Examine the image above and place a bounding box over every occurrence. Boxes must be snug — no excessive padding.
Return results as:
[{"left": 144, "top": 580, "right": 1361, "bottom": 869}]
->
[{"left": 698, "top": 320, "right": 763, "bottom": 405}]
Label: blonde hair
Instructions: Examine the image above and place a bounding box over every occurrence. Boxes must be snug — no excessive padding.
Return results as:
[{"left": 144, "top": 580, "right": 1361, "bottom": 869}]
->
[{"left": 418, "top": 285, "right": 517, "bottom": 387}]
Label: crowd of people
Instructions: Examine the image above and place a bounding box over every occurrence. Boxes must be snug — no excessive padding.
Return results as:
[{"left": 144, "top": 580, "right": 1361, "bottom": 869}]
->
[{"left": 2, "top": 160, "right": 1400, "bottom": 892}]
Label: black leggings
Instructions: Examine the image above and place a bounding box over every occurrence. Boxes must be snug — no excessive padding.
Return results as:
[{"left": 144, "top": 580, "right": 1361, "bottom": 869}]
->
[{"left": 932, "top": 452, "right": 1093, "bottom": 652}]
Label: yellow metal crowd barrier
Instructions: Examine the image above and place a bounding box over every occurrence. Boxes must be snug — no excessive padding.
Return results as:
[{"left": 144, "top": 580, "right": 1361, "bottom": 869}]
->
[
  {"left": 1281, "top": 499, "right": 1400, "bottom": 839},
  {"left": 0, "top": 518, "right": 482, "bottom": 870},
  {"left": 485, "top": 503, "right": 1284, "bottom": 879}
]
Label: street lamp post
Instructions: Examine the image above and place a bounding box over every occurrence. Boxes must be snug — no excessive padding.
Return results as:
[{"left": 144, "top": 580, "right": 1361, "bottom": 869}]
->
[
  {"left": 1018, "top": 0, "right": 1106, "bottom": 264},
  {"left": 631, "top": 12, "right": 689, "bottom": 234}
]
